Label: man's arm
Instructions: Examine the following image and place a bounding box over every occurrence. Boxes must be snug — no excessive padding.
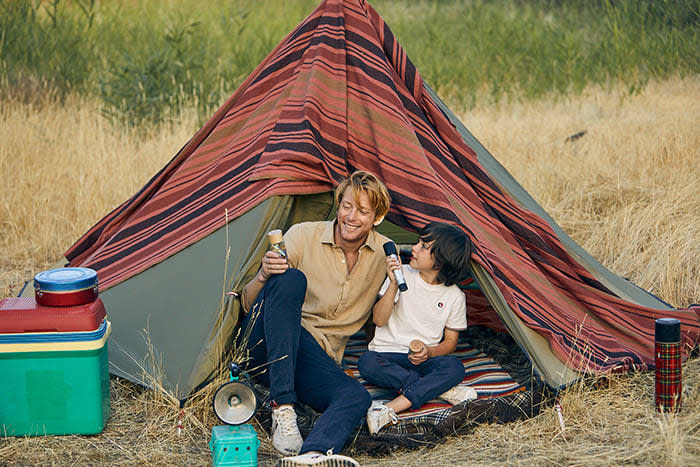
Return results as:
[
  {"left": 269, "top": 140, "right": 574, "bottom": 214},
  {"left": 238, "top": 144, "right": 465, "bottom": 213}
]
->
[{"left": 239, "top": 251, "right": 289, "bottom": 313}]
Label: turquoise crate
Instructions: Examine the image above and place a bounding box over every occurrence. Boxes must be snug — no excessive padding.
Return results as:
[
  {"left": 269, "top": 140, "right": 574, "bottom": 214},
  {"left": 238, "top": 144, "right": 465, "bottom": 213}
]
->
[
  {"left": 210, "top": 424, "right": 260, "bottom": 467},
  {"left": 0, "top": 321, "right": 111, "bottom": 436}
]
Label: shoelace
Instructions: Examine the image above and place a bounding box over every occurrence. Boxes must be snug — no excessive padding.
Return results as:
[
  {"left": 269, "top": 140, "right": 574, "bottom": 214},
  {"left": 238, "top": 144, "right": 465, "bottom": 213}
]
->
[
  {"left": 274, "top": 406, "right": 299, "bottom": 435},
  {"left": 374, "top": 405, "right": 398, "bottom": 424},
  {"left": 387, "top": 407, "right": 398, "bottom": 424}
]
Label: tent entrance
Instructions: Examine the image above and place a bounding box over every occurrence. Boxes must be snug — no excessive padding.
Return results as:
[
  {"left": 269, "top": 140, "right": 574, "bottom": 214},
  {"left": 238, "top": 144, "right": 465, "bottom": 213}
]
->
[{"left": 284, "top": 192, "right": 543, "bottom": 391}]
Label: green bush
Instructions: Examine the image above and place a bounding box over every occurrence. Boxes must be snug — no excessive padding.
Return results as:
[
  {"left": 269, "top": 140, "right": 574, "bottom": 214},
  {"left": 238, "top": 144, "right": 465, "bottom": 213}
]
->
[
  {"left": 378, "top": 0, "right": 699, "bottom": 104},
  {"left": 1, "top": 0, "right": 98, "bottom": 98},
  {"left": 2, "top": 0, "right": 698, "bottom": 126}
]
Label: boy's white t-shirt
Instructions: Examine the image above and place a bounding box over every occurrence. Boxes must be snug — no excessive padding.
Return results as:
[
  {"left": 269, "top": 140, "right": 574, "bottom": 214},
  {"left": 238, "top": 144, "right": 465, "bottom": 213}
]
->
[{"left": 368, "top": 265, "right": 467, "bottom": 353}]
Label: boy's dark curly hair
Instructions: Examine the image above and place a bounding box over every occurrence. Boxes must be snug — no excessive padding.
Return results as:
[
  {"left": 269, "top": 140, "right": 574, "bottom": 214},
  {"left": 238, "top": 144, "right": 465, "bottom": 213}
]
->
[{"left": 419, "top": 222, "right": 472, "bottom": 286}]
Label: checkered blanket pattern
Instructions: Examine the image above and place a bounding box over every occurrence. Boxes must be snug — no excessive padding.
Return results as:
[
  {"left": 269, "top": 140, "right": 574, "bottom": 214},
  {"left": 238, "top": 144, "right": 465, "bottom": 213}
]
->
[{"left": 251, "top": 332, "right": 534, "bottom": 451}]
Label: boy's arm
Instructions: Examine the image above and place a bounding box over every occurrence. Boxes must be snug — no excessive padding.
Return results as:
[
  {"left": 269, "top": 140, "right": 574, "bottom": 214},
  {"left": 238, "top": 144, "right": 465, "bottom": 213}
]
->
[
  {"left": 408, "top": 328, "right": 460, "bottom": 364},
  {"left": 372, "top": 255, "right": 401, "bottom": 327},
  {"left": 427, "top": 328, "right": 460, "bottom": 358},
  {"left": 372, "top": 281, "right": 398, "bottom": 326},
  {"left": 428, "top": 289, "right": 467, "bottom": 357}
]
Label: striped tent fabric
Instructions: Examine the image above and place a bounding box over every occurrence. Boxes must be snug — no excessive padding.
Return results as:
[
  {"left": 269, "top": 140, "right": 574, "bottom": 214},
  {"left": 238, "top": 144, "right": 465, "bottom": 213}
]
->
[{"left": 65, "top": 0, "right": 699, "bottom": 378}]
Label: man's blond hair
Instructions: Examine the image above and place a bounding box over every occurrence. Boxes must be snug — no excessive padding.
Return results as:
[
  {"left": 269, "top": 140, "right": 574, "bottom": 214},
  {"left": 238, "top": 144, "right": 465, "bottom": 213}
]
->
[{"left": 334, "top": 171, "right": 391, "bottom": 221}]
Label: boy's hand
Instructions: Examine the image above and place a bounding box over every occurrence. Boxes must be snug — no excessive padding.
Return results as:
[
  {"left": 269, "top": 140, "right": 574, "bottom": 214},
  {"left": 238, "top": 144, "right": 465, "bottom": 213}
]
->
[
  {"left": 260, "top": 250, "right": 289, "bottom": 280},
  {"left": 385, "top": 255, "right": 401, "bottom": 285},
  {"left": 408, "top": 342, "right": 430, "bottom": 365}
]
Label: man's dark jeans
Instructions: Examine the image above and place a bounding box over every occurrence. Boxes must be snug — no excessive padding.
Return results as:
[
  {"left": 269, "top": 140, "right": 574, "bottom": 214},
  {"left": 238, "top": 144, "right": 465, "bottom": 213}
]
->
[
  {"left": 238, "top": 268, "right": 371, "bottom": 454},
  {"left": 357, "top": 350, "right": 464, "bottom": 409}
]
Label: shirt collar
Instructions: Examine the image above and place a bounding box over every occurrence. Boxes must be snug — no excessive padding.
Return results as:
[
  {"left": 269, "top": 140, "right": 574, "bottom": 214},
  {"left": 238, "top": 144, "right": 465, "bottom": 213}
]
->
[{"left": 322, "top": 219, "right": 381, "bottom": 252}]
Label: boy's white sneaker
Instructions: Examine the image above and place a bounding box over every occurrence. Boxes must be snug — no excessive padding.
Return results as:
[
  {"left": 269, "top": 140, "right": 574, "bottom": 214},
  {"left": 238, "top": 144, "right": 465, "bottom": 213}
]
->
[
  {"left": 366, "top": 400, "right": 398, "bottom": 435},
  {"left": 275, "top": 451, "right": 359, "bottom": 467},
  {"left": 271, "top": 405, "right": 304, "bottom": 456},
  {"left": 439, "top": 384, "right": 478, "bottom": 405}
]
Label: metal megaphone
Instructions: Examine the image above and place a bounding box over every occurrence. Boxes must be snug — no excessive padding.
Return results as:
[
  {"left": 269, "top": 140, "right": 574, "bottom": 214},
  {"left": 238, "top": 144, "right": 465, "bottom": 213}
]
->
[{"left": 213, "top": 362, "right": 257, "bottom": 425}]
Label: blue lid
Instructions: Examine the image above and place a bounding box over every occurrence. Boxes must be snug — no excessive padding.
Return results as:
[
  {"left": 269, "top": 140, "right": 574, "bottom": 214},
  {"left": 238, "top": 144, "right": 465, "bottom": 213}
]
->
[
  {"left": 0, "top": 319, "right": 107, "bottom": 344},
  {"left": 34, "top": 268, "right": 98, "bottom": 292}
]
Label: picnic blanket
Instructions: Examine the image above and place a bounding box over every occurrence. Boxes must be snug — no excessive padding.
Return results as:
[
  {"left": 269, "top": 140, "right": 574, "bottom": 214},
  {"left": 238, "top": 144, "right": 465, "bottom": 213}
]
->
[
  {"left": 252, "top": 327, "right": 546, "bottom": 454},
  {"left": 342, "top": 331, "right": 526, "bottom": 404}
]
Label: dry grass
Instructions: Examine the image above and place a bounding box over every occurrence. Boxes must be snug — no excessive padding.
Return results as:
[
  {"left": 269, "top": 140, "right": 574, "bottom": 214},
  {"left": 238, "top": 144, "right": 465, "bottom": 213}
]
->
[
  {"left": 459, "top": 77, "right": 700, "bottom": 307},
  {"left": 1, "top": 77, "right": 698, "bottom": 466},
  {"left": 0, "top": 94, "right": 199, "bottom": 299},
  {"left": 361, "top": 359, "right": 700, "bottom": 466}
]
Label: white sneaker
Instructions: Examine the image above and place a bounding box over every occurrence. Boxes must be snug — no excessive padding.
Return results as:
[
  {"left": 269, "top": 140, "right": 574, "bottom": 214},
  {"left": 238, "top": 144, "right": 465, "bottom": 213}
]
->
[
  {"left": 366, "top": 400, "right": 398, "bottom": 435},
  {"left": 275, "top": 451, "right": 359, "bottom": 467},
  {"left": 439, "top": 384, "right": 478, "bottom": 405},
  {"left": 271, "top": 405, "right": 304, "bottom": 456}
]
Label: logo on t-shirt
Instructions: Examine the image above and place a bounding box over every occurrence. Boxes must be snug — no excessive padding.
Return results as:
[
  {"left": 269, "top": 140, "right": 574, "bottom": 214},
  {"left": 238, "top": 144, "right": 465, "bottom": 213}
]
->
[{"left": 437, "top": 301, "right": 444, "bottom": 308}]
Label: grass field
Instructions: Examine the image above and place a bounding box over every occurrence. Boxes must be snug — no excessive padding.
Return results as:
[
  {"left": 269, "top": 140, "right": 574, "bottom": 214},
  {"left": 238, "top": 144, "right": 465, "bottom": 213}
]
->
[
  {"left": 1, "top": 76, "right": 698, "bottom": 465},
  {"left": 1, "top": 0, "right": 699, "bottom": 464}
]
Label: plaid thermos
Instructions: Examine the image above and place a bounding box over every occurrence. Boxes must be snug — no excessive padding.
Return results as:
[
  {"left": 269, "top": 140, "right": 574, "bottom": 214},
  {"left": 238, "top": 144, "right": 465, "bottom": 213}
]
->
[{"left": 654, "top": 318, "right": 681, "bottom": 412}]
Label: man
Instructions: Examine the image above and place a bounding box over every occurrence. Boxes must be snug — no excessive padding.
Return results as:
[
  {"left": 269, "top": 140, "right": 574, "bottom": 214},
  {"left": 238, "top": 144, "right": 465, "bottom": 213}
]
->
[{"left": 238, "top": 170, "right": 392, "bottom": 467}]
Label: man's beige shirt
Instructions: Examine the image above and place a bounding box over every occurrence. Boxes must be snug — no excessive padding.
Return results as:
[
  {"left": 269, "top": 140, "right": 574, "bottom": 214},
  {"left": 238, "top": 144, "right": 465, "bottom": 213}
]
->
[{"left": 285, "top": 220, "right": 390, "bottom": 363}]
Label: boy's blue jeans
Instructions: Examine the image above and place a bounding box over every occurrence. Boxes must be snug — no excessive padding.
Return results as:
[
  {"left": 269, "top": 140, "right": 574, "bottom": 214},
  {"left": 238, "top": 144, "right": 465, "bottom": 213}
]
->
[
  {"left": 357, "top": 350, "right": 465, "bottom": 409},
  {"left": 238, "top": 268, "right": 371, "bottom": 454}
]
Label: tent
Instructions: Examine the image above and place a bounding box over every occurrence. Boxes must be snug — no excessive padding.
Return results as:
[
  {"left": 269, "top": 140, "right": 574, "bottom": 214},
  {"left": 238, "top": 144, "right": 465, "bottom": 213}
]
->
[{"left": 31, "top": 0, "right": 699, "bottom": 400}]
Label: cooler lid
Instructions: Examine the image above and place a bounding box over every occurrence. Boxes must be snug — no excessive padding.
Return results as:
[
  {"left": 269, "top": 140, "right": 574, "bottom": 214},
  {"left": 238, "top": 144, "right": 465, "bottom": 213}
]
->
[
  {"left": 0, "top": 297, "right": 106, "bottom": 333},
  {"left": 34, "top": 267, "right": 97, "bottom": 292},
  {"left": 211, "top": 424, "right": 259, "bottom": 443},
  {"left": 0, "top": 318, "right": 108, "bottom": 343},
  {"left": 0, "top": 320, "right": 111, "bottom": 353}
]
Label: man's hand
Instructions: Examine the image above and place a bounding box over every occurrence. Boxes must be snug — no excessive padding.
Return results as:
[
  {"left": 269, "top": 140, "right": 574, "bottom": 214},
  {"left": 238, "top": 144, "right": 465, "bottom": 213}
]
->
[
  {"left": 238, "top": 250, "right": 289, "bottom": 312},
  {"left": 260, "top": 250, "right": 289, "bottom": 280}
]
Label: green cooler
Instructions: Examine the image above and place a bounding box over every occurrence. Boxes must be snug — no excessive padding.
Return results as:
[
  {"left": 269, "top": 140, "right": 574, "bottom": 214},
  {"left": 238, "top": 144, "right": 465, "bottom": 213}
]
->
[{"left": 0, "top": 297, "right": 111, "bottom": 436}]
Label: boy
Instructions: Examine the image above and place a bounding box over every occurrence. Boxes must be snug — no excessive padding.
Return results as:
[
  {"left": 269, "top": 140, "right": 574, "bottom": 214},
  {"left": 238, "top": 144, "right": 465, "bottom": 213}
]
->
[{"left": 357, "top": 222, "right": 477, "bottom": 435}]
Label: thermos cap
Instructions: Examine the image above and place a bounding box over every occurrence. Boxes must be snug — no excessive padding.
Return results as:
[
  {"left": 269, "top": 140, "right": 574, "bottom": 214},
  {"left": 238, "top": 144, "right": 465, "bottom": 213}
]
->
[
  {"left": 409, "top": 339, "right": 424, "bottom": 354},
  {"left": 268, "top": 229, "right": 284, "bottom": 243},
  {"left": 655, "top": 318, "right": 681, "bottom": 343}
]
